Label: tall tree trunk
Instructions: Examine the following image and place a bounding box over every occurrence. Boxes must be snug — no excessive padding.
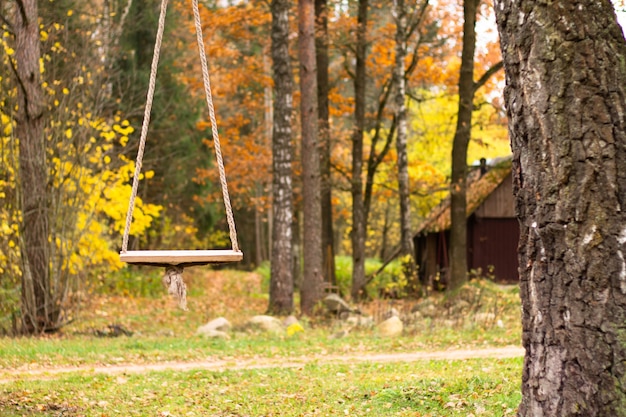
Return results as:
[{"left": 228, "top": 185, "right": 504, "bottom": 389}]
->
[
  {"left": 393, "top": 0, "right": 417, "bottom": 287},
  {"left": 495, "top": 0, "right": 626, "bottom": 415},
  {"left": 299, "top": 0, "right": 323, "bottom": 315},
  {"left": 268, "top": 0, "right": 294, "bottom": 315},
  {"left": 350, "top": 0, "right": 369, "bottom": 301},
  {"left": 316, "top": 0, "right": 337, "bottom": 289},
  {"left": 448, "top": 0, "right": 478, "bottom": 291},
  {"left": 15, "top": 0, "right": 53, "bottom": 333}
]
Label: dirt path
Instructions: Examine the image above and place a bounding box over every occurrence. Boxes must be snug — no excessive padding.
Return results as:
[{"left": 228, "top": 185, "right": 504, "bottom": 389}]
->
[{"left": 0, "top": 345, "right": 524, "bottom": 383}]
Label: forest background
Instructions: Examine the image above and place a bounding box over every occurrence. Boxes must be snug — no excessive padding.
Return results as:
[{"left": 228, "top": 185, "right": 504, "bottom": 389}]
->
[{"left": 2, "top": 0, "right": 524, "bottom": 334}]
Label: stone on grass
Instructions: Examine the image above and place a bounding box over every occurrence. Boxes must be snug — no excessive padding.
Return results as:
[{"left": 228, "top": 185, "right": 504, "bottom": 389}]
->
[
  {"left": 323, "top": 294, "right": 352, "bottom": 314},
  {"left": 283, "top": 315, "right": 299, "bottom": 327},
  {"left": 345, "top": 313, "right": 374, "bottom": 328},
  {"left": 198, "top": 329, "right": 230, "bottom": 339},
  {"left": 196, "top": 317, "right": 231, "bottom": 335},
  {"left": 247, "top": 315, "right": 284, "bottom": 333},
  {"left": 378, "top": 316, "right": 404, "bottom": 337}
]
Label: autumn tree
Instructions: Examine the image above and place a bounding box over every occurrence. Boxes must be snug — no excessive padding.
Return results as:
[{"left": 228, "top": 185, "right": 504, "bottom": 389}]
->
[
  {"left": 268, "top": 0, "right": 294, "bottom": 315},
  {"left": 495, "top": 0, "right": 626, "bottom": 414},
  {"left": 191, "top": 2, "right": 273, "bottom": 265},
  {"left": 299, "top": 0, "right": 323, "bottom": 314},
  {"left": 13, "top": 0, "right": 50, "bottom": 332},
  {"left": 2, "top": 0, "right": 161, "bottom": 333}
]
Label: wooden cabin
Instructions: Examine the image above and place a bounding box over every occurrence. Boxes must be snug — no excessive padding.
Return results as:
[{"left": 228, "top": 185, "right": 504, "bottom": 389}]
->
[{"left": 413, "top": 157, "right": 519, "bottom": 285}]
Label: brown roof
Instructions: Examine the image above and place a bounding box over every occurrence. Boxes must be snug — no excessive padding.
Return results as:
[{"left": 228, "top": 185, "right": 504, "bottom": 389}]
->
[{"left": 415, "top": 157, "right": 512, "bottom": 234}]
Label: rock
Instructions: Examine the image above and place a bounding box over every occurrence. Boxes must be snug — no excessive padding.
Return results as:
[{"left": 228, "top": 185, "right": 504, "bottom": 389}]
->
[
  {"left": 382, "top": 307, "right": 400, "bottom": 320},
  {"left": 198, "top": 329, "right": 230, "bottom": 339},
  {"left": 345, "top": 313, "right": 374, "bottom": 328},
  {"left": 412, "top": 300, "right": 437, "bottom": 318},
  {"left": 196, "top": 317, "right": 231, "bottom": 335},
  {"left": 246, "top": 315, "right": 284, "bottom": 333},
  {"left": 283, "top": 315, "right": 299, "bottom": 327},
  {"left": 378, "top": 316, "right": 404, "bottom": 337},
  {"left": 323, "top": 294, "right": 352, "bottom": 314},
  {"left": 94, "top": 324, "right": 133, "bottom": 338},
  {"left": 330, "top": 329, "right": 350, "bottom": 339}
]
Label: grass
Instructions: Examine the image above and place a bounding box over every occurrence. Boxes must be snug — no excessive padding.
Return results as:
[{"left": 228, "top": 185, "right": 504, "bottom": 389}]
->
[
  {"left": 0, "top": 358, "right": 522, "bottom": 416},
  {"left": 0, "top": 268, "right": 523, "bottom": 416}
]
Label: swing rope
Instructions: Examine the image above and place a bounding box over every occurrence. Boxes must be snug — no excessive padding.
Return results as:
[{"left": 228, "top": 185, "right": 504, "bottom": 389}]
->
[
  {"left": 121, "top": 0, "right": 239, "bottom": 254},
  {"left": 120, "top": 0, "right": 240, "bottom": 309}
]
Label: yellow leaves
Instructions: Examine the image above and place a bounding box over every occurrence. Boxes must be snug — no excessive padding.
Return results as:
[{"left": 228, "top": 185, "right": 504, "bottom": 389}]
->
[{"left": 65, "top": 128, "right": 72, "bottom": 139}]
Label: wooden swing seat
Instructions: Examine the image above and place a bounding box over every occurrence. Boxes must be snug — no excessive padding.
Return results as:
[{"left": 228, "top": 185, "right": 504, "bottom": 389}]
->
[{"left": 120, "top": 249, "right": 243, "bottom": 267}]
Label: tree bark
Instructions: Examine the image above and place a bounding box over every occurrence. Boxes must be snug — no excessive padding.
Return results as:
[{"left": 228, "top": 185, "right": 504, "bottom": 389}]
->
[
  {"left": 393, "top": 0, "right": 417, "bottom": 285},
  {"left": 15, "top": 0, "right": 53, "bottom": 333},
  {"left": 268, "top": 0, "right": 295, "bottom": 315},
  {"left": 495, "top": 0, "right": 626, "bottom": 414},
  {"left": 299, "top": 0, "right": 323, "bottom": 315},
  {"left": 316, "top": 0, "right": 337, "bottom": 289},
  {"left": 448, "top": 0, "right": 478, "bottom": 291},
  {"left": 350, "top": 0, "right": 368, "bottom": 301}
]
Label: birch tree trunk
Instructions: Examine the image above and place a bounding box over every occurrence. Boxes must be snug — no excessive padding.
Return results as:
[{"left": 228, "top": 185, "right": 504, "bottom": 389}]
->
[
  {"left": 299, "top": 0, "right": 323, "bottom": 315},
  {"left": 393, "top": 0, "right": 417, "bottom": 285},
  {"left": 268, "top": 0, "right": 295, "bottom": 315},
  {"left": 495, "top": 0, "right": 626, "bottom": 414},
  {"left": 15, "top": 0, "right": 53, "bottom": 333}
]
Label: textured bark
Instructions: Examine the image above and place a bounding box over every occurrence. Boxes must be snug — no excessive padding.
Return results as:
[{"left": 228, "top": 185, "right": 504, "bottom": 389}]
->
[
  {"left": 316, "top": 0, "right": 337, "bottom": 288},
  {"left": 494, "top": 0, "right": 626, "bottom": 415},
  {"left": 350, "top": 0, "right": 368, "bottom": 301},
  {"left": 393, "top": 0, "right": 416, "bottom": 274},
  {"left": 449, "top": 0, "right": 478, "bottom": 291},
  {"left": 15, "top": 0, "right": 54, "bottom": 332},
  {"left": 299, "top": 0, "right": 323, "bottom": 315},
  {"left": 268, "top": 0, "right": 294, "bottom": 315}
]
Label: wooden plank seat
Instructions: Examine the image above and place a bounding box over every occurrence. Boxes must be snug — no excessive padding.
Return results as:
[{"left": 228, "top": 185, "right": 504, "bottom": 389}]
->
[{"left": 120, "top": 249, "right": 243, "bottom": 267}]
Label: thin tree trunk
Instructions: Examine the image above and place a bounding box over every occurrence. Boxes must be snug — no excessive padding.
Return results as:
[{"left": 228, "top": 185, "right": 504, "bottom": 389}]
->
[
  {"left": 268, "top": 0, "right": 294, "bottom": 315},
  {"left": 393, "top": 0, "right": 417, "bottom": 286},
  {"left": 448, "top": 0, "right": 478, "bottom": 292},
  {"left": 299, "top": 0, "right": 323, "bottom": 315},
  {"left": 495, "top": 0, "right": 626, "bottom": 414},
  {"left": 350, "top": 0, "right": 368, "bottom": 301},
  {"left": 316, "top": 0, "right": 336, "bottom": 288},
  {"left": 15, "top": 0, "right": 53, "bottom": 333}
]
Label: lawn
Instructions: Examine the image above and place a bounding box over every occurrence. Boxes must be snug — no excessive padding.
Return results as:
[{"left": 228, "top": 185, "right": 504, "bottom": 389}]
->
[{"left": 0, "top": 268, "right": 523, "bottom": 416}]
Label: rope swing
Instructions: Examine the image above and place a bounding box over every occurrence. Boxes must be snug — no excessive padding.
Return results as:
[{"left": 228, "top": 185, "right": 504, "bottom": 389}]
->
[{"left": 120, "top": 0, "right": 243, "bottom": 309}]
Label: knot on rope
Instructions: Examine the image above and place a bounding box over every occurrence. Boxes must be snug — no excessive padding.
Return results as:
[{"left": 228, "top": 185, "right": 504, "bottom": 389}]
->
[{"left": 162, "top": 266, "right": 188, "bottom": 310}]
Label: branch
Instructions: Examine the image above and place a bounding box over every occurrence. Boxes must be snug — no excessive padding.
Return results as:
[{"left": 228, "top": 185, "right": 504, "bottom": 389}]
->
[{"left": 473, "top": 60, "right": 503, "bottom": 92}]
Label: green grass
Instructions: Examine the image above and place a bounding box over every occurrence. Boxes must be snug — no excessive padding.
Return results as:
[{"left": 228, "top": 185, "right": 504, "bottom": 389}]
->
[
  {"left": 0, "top": 358, "right": 522, "bottom": 416},
  {"left": 0, "top": 324, "right": 519, "bottom": 371}
]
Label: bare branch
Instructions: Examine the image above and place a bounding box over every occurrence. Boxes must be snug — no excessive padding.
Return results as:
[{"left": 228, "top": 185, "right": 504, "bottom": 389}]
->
[{"left": 473, "top": 60, "right": 503, "bottom": 92}]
